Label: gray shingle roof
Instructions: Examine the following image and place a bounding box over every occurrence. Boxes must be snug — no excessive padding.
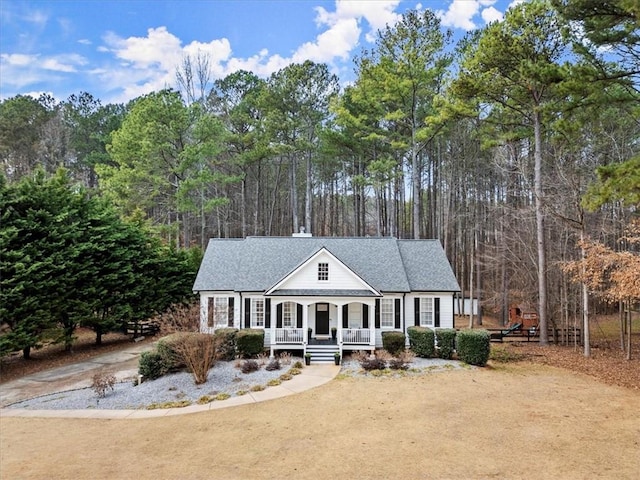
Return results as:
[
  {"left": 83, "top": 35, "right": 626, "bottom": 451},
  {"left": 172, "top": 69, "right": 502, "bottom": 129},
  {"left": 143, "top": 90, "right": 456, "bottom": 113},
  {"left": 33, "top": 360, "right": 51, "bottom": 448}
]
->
[{"left": 193, "top": 237, "right": 460, "bottom": 294}]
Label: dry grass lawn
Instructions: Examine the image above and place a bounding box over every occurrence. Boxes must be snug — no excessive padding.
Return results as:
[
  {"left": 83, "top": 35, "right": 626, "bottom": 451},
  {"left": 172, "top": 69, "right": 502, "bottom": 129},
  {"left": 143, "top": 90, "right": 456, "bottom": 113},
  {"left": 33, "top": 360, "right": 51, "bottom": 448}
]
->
[{"left": 2, "top": 363, "right": 638, "bottom": 480}]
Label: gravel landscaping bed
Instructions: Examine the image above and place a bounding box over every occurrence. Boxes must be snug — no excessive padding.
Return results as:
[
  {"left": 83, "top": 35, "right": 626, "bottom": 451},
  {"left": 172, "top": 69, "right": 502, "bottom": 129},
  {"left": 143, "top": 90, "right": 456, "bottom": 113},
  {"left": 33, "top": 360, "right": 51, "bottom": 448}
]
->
[{"left": 7, "top": 357, "right": 464, "bottom": 410}]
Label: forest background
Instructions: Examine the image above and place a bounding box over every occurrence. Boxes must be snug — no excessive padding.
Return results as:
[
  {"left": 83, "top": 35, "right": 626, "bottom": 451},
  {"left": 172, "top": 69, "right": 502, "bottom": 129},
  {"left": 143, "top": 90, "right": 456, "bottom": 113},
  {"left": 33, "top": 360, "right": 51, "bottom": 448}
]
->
[{"left": 1, "top": 0, "right": 638, "bottom": 357}]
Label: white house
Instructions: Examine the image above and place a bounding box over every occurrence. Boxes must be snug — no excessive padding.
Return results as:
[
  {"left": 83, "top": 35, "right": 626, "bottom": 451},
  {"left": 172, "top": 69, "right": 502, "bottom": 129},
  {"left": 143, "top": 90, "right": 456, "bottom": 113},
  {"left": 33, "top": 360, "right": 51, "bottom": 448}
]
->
[{"left": 192, "top": 235, "right": 460, "bottom": 362}]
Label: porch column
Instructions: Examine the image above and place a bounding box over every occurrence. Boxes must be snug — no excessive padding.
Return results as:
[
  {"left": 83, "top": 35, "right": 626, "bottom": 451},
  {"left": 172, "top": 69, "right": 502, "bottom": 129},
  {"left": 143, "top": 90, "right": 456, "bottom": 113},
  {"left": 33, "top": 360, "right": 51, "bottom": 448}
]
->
[
  {"left": 369, "top": 300, "right": 375, "bottom": 349},
  {"left": 269, "top": 300, "right": 276, "bottom": 358},
  {"left": 303, "top": 303, "right": 309, "bottom": 346},
  {"left": 337, "top": 303, "right": 343, "bottom": 345}
]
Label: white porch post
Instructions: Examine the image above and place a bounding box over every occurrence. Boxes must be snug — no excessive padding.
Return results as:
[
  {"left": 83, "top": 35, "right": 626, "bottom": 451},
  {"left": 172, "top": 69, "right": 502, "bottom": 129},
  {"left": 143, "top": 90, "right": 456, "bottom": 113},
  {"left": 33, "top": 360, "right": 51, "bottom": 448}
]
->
[
  {"left": 303, "top": 303, "right": 309, "bottom": 349},
  {"left": 369, "top": 300, "right": 375, "bottom": 349},
  {"left": 270, "top": 300, "right": 276, "bottom": 358},
  {"left": 337, "top": 303, "right": 343, "bottom": 345}
]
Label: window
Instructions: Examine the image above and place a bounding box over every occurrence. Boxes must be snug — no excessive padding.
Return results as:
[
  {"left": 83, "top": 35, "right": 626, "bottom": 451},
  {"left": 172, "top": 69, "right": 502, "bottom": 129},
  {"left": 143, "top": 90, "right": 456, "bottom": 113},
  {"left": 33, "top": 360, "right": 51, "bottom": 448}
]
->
[
  {"left": 208, "top": 297, "right": 229, "bottom": 328},
  {"left": 318, "top": 262, "right": 329, "bottom": 281},
  {"left": 381, "top": 298, "right": 394, "bottom": 328},
  {"left": 420, "top": 297, "right": 434, "bottom": 327},
  {"left": 251, "top": 298, "right": 264, "bottom": 327},
  {"left": 283, "top": 301, "right": 296, "bottom": 327}
]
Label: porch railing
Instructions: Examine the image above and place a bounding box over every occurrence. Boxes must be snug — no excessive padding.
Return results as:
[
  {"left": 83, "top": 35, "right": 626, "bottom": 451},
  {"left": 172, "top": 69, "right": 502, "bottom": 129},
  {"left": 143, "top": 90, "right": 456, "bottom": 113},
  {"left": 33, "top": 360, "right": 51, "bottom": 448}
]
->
[
  {"left": 274, "top": 328, "right": 304, "bottom": 344},
  {"left": 341, "top": 328, "right": 370, "bottom": 344}
]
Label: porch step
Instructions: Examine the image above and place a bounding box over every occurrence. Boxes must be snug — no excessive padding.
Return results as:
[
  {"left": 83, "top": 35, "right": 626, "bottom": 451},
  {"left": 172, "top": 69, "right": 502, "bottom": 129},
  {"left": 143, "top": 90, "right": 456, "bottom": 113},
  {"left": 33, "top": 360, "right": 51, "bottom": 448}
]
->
[{"left": 306, "top": 344, "right": 339, "bottom": 364}]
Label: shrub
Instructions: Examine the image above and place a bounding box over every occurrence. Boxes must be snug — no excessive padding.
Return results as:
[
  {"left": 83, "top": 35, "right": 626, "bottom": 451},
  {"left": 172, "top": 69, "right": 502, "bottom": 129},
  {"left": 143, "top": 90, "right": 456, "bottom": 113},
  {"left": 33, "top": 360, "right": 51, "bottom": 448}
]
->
[
  {"left": 156, "top": 332, "right": 192, "bottom": 371},
  {"left": 436, "top": 328, "right": 457, "bottom": 360},
  {"left": 214, "top": 328, "right": 238, "bottom": 361},
  {"left": 407, "top": 326, "right": 435, "bottom": 358},
  {"left": 139, "top": 351, "right": 170, "bottom": 380},
  {"left": 360, "top": 357, "right": 387, "bottom": 371},
  {"left": 381, "top": 331, "right": 406, "bottom": 355},
  {"left": 265, "top": 358, "right": 281, "bottom": 371},
  {"left": 389, "top": 350, "right": 415, "bottom": 370},
  {"left": 170, "top": 333, "right": 219, "bottom": 384},
  {"left": 91, "top": 371, "right": 116, "bottom": 398},
  {"left": 236, "top": 329, "right": 265, "bottom": 358},
  {"left": 292, "top": 360, "right": 304, "bottom": 369},
  {"left": 241, "top": 359, "right": 260, "bottom": 374},
  {"left": 279, "top": 351, "right": 292, "bottom": 365},
  {"left": 456, "top": 329, "right": 491, "bottom": 366},
  {"left": 350, "top": 350, "right": 370, "bottom": 362}
]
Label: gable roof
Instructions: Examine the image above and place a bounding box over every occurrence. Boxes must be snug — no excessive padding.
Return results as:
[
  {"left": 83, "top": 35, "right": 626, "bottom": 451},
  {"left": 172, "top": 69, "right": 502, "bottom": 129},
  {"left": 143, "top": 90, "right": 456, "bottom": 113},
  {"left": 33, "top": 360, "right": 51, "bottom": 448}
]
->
[
  {"left": 192, "top": 236, "right": 460, "bottom": 294},
  {"left": 264, "top": 246, "right": 381, "bottom": 296}
]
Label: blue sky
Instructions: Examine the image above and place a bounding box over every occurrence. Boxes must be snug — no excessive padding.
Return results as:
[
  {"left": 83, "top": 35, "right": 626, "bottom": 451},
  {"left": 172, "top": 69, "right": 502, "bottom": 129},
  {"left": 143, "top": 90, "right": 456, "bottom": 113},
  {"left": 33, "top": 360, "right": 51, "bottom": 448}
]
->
[{"left": 1, "top": 0, "right": 521, "bottom": 104}]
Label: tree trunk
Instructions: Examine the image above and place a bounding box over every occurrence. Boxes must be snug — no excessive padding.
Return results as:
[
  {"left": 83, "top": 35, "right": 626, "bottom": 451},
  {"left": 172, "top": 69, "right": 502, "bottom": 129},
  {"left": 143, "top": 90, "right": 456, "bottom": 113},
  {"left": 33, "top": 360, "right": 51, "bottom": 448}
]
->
[{"left": 533, "top": 110, "right": 549, "bottom": 345}]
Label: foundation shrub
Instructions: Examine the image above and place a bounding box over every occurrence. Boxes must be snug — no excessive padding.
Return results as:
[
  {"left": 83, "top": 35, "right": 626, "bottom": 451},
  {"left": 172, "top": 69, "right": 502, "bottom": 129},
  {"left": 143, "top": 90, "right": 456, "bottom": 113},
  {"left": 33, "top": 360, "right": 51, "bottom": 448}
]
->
[
  {"left": 155, "top": 333, "right": 192, "bottom": 371},
  {"left": 265, "top": 358, "right": 281, "bottom": 371},
  {"left": 241, "top": 359, "right": 260, "bottom": 374},
  {"left": 237, "top": 329, "right": 265, "bottom": 358},
  {"left": 360, "top": 356, "right": 387, "bottom": 371},
  {"left": 214, "top": 328, "right": 238, "bottom": 361},
  {"left": 456, "top": 329, "right": 491, "bottom": 366},
  {"left": 170, "top": 333, "right": 220, "bottom": 384},
  {"left": 138, "top": 351, "right": 170, "bottom": 380},
  {"left": 381, "top": 331, "right": 406, "bottom": 355},
  {"left": 436, "top": 329, "right": 457, "bottom": 360},
  {"left": 407, "top": 326, "right": 435, "bottom": 358}
]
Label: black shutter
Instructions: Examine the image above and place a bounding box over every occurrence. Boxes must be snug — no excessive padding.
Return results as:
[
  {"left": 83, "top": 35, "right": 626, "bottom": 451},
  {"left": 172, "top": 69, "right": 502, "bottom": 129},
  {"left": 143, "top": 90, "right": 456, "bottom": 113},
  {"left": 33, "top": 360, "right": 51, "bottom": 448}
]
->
[
  {"left": 244, "top": 298, "right": 251, "bottom": 329},
  {"left": 394, "top": 299, "right": 401, "bottom": 329},
  {"left": 363, "top": 304, "right": 369, "bottom": 328},
  {"left": 265, "top": 299, "right": 271, "bottom": 328},
  {"left": 414, "top": 298, "right": 420, "bottom": 326},
  {"left": 435, "top": 298, "right": 440, "bottom": 327},
  {"left": 276, "top": 303, "right": 283, "bottom": 328},
  {"left": 375, "top": 299, "right": 380, "bottom": 328},
  {"left": 296, "top": 303, "right": 303, "bottom": 328},
  {"left": 342, "top": 305, "right": 349, "bottom": 328},
  {"left": 228, "top": 297, "right": 235, "bottom": 327}
]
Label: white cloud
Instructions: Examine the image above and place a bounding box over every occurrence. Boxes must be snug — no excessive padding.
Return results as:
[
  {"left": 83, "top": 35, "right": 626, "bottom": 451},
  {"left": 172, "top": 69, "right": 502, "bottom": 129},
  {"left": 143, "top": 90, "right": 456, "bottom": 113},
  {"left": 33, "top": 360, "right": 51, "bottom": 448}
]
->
[
  {"left": 436, "top": 0, "right": 481, "bottom": 30},
  {"left": 293, "top": 17, "right": 360, "bottom": 63},
  {"left": 316, "top": 0, "right": 401, "bottom": 43},
  {"left": 41, "top": 53, "right": 87, "bottom": 72},
  {"left": 1, "top": 53, "right": 38, "bottom": 66},
  {"left": 481, "top": 6, "right": 503, "bottom": 23}
]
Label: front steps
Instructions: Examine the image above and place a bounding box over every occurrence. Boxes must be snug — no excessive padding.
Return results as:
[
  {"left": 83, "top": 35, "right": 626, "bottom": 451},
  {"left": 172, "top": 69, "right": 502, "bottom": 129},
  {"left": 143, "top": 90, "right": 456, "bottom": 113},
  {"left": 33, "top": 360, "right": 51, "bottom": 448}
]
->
[{"left": 306, "top": 344, "right": 339, "bottom": 364}]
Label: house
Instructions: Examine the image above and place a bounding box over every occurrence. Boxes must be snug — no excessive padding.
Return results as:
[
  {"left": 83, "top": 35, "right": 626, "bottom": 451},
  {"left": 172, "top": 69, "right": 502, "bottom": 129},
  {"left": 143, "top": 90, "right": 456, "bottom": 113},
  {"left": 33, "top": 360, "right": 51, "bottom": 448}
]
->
[{"left": 193, "top": 235, "right": 460, "bottom": 362}]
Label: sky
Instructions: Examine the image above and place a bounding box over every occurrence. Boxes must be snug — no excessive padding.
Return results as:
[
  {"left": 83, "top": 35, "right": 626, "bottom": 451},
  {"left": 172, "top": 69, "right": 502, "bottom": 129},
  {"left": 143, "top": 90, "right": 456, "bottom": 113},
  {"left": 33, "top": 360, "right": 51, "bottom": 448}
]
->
[{"left": 1, "top": 0, "right": 522, "bottom": 104}]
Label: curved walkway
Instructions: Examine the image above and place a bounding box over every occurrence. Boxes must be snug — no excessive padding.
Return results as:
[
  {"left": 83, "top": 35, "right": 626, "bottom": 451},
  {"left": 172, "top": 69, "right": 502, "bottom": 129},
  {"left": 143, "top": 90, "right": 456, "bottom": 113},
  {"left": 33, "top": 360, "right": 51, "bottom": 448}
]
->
[{"left": 0, "top": 343, "right": 340, "bottom": 419}]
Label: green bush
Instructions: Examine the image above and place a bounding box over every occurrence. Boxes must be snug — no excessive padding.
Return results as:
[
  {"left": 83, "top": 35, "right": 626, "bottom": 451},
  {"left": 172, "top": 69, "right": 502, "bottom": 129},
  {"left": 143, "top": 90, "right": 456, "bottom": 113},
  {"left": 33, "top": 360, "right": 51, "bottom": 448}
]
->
[
  {"left": 456, "top": 329, "right": 491, "bottom": 366},
  {"left": 138, "top": 351, "right": 171, "bottom": 380},
  {"left": 381, "top": 331, "right": 406, "bottom": 355},
  {"left": 155, "top": 333, "right": 191, "bottom": 371},
  {"left": 436, "top": 328, "right": 457, "bottom": 360},
  {"left": 236, "top": 329, "right": 265, "bottom": 358},
  {"left": 214, "top": 328, "right": 238, "bottom": 361},
  {"left": 407, "top": 326, "right": 435, "bottom": 358}
]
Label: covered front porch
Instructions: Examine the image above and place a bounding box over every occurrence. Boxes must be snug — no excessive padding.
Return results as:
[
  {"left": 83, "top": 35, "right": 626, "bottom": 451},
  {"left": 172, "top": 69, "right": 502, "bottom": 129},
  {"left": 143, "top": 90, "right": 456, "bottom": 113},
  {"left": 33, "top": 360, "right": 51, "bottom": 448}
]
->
[{"left": 265, "top": 297, "right": 377, "bottom": 358}]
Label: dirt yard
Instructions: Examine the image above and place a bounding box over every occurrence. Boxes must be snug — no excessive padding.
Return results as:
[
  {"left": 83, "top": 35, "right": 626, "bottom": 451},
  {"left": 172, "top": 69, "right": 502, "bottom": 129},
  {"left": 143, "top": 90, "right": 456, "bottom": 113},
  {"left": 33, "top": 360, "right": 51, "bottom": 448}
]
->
[
  {"left": 1, "top": 363, "right": 638, "bottom": 479},
  {"left": 1, "top": 318, "right": 639, "bottom": 479}
]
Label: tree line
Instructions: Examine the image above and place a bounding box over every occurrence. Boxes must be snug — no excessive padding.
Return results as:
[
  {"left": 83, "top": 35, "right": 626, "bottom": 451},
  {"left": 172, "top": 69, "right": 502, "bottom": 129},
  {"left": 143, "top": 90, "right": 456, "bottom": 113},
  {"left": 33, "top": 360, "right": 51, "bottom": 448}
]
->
[{"left": 1, "top": 0, "right": 638, "bottom": 357}]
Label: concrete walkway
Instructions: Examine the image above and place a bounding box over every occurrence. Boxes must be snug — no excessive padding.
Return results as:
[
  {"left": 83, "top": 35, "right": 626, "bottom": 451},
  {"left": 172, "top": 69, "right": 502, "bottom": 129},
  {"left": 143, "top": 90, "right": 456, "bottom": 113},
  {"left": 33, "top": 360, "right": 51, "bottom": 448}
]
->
[{"left": 0, "top": 343, "right": 341, "bottom": 419}]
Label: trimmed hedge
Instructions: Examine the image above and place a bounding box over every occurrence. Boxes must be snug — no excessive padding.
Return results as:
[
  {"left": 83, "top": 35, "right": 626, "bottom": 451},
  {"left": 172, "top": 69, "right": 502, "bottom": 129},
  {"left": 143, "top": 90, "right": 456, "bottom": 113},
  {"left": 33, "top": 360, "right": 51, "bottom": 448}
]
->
[
  {"left": 237, "top": 328, "right": 265, "bottom": 357},
  {"left": 407, "top": 326, "right": 435, "bottom": 358},
  {"left": 138, "top": 351, "right": 170, "bottom": 380},
  {"left": 456, "top": 329, "right": 491, "bottom": 366},
  {"left": 436, "top": 328, "right": 457, "bottom": 360},
  {"left": 214, "top": 328, "right": 238, "bottom": 361},
  {"left": 381, "top": 330, "right": 406, "bottom": 355}
]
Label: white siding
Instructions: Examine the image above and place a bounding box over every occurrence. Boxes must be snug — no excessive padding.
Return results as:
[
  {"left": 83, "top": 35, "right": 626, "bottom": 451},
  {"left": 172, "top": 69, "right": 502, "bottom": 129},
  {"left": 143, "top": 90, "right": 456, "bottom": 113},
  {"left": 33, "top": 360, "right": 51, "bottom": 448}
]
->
[
  {"left": 404, "top": 293, "right": 455, "bottom": 330},
  {"left": 277, "top": 252, "right": 371, "bottom": 291}
]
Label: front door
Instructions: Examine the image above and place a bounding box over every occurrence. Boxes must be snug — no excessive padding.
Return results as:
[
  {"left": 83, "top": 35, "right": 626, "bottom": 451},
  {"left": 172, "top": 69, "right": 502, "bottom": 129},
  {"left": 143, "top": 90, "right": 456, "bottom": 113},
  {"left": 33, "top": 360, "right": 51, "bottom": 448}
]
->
[{"left": 315, "top": 303, "right": 330, "bottom": 335}]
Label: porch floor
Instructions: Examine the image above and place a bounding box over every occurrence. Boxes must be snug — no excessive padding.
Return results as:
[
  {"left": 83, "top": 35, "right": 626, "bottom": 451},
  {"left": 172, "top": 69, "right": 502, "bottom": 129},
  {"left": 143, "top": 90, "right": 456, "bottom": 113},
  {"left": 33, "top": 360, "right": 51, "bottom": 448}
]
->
[{"left": 308, "top": 337, "right": 337, "bottom": 346}]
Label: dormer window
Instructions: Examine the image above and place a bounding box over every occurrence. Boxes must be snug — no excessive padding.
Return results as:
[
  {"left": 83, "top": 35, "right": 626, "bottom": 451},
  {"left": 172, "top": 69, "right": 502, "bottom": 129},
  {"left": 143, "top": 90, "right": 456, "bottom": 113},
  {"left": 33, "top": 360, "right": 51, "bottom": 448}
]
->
[{"left": 318, "top": 262, "right": 329, "bottom": 281}]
